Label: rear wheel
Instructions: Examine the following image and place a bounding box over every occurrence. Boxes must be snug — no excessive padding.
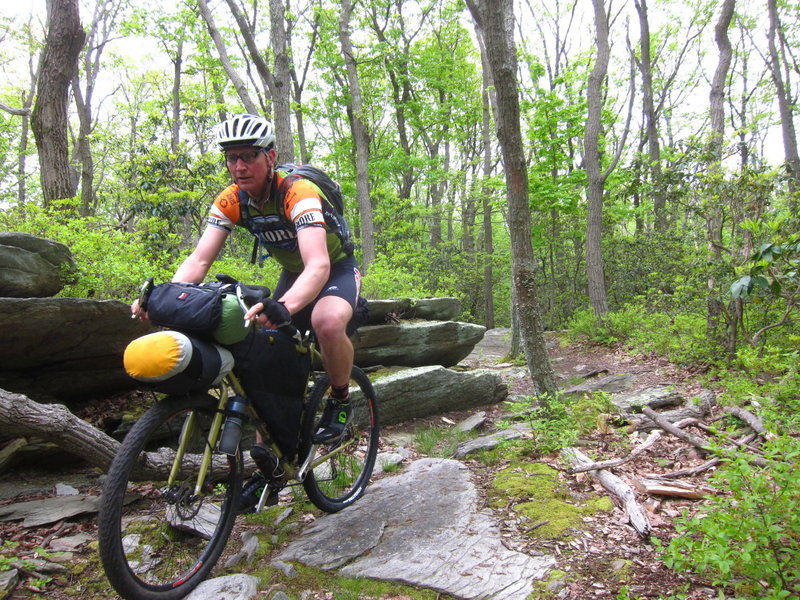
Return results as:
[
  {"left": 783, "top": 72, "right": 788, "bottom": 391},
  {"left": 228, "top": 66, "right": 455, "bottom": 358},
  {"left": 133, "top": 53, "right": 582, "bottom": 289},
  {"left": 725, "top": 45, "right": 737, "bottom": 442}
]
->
[
  {"left": 98, "top": 394, "right": 242, "bottom": 600},
  {"left": 301, "top": 366, "right": 379, "bottom": 512}
]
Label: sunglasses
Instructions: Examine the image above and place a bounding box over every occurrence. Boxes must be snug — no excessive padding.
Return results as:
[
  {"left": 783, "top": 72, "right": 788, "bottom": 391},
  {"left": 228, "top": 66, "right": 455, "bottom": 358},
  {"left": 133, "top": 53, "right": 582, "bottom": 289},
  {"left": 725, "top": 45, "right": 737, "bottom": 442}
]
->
[{"left": 224, "top": 149, "right": 263, "bottom": 164}]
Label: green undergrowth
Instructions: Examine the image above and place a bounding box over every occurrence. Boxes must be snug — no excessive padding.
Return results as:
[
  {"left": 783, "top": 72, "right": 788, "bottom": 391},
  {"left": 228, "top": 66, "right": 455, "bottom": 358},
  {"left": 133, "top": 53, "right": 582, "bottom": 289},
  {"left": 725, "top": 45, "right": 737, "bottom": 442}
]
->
[
  {"left": 490, "top": 461, "right": 613, "bottom": 539},
  {"left": 412, "top": 423, "right": 472, "bottom": 456}
]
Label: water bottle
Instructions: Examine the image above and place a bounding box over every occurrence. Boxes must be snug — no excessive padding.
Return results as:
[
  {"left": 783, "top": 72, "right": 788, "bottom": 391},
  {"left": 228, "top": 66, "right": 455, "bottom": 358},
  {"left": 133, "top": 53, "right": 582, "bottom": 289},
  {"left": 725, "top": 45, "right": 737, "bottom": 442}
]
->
[{"left": 218, "top": 395, "right": 246, "bottom": 455}]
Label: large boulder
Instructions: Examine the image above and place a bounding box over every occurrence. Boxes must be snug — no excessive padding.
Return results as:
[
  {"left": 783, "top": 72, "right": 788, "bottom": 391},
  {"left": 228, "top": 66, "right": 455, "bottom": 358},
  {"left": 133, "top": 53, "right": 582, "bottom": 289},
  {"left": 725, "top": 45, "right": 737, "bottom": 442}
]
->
[
  {"left": 354, "top": 321, "right": 486, "bottom": 368},
  {"left": 365, "top": 297, "right": 462, "bottom": 324},
  {"left": 0, "top": 297, "right": 153, "bottom": 402},
  {"left": 370, "top": 365, "right": 507, "bottom": 425},
  {"left": 0, "top": 233, "right": 77, "bottom": 298}
]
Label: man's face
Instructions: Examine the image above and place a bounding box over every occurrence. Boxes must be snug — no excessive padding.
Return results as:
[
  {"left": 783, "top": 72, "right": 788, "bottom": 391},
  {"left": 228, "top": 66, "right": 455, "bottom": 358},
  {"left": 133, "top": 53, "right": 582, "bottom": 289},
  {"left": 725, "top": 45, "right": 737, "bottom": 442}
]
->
[{"left": 224, "top": 145, "right": 275, "bottom": 198}]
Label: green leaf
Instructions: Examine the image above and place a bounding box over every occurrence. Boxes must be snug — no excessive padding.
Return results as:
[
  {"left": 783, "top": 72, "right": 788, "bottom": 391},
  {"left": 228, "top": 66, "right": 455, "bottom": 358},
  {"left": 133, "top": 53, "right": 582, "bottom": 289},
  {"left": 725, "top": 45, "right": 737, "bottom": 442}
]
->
[{"left": 731, "top": 276, "right": 752, "bottom": 298}]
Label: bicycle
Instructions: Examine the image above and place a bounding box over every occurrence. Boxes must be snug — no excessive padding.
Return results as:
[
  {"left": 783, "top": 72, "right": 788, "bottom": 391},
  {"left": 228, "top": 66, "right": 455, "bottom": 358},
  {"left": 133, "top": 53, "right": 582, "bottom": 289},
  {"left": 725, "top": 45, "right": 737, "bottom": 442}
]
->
[{"left": 97, "top": 278, "right": 379, "bottom": 600}]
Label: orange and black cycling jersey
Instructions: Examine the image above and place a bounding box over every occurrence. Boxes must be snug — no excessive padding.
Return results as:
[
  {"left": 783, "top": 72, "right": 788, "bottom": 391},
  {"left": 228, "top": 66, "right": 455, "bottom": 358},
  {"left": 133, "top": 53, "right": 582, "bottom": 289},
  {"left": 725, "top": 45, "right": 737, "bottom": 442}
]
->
[{"left": 206, "top": 171, "right": 348, "bottom": 272}]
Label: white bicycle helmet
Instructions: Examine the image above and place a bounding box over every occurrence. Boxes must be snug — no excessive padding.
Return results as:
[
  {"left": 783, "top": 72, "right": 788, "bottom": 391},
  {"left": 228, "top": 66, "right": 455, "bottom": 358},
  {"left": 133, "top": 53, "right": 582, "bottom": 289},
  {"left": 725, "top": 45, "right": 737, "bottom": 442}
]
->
[{"left": 215, "top": 114, "right": 276, "bottom": 150}]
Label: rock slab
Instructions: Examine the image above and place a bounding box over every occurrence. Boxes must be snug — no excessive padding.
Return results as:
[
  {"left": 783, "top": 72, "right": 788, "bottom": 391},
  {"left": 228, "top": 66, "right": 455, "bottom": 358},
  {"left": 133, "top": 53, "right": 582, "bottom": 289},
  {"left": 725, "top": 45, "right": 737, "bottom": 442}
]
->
[
  {"left": 372, "top": 366, "right": 507, "bottom": 426},
  {"left": 354, "top": 321, "right": 486, "bottom": 368},
  {"left": 276, "top": 458, "right": 555, "bottom": 600}
]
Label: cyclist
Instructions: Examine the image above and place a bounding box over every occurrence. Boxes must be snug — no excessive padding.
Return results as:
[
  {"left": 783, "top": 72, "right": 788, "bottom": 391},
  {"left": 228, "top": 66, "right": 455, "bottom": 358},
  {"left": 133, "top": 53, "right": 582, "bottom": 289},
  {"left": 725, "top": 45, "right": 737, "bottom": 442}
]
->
[{"left": 133, "top": 114, "right": 360, "bottom": 506}]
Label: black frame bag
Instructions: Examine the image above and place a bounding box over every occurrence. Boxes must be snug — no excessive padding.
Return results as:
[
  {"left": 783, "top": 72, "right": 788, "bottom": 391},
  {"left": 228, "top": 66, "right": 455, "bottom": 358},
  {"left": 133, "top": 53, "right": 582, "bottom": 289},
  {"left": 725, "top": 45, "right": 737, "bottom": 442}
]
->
[{"left": 228, "top": 328, "right": 311, "bottom": 460}]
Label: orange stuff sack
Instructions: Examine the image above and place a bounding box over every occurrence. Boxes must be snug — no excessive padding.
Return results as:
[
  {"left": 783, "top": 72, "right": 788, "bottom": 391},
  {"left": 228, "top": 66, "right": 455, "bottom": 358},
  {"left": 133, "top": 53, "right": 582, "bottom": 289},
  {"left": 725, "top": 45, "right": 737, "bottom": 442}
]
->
[{"left": 124, "top": 330, "right": 234, "bottom": 395}]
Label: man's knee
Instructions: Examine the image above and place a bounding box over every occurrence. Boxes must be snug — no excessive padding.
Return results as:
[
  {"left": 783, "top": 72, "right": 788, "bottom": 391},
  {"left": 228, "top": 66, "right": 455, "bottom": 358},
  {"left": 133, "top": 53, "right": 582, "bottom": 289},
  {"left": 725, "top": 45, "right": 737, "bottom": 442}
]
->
[{"left": 311, "top": 302, "right": 351, "bottom": 341}]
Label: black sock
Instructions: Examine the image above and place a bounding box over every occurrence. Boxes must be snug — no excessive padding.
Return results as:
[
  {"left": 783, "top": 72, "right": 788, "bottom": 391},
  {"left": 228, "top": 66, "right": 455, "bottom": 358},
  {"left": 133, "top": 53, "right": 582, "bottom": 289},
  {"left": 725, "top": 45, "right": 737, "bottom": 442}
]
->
[{"left": 331, "top": 384, "right": 349, "bottom": 402}]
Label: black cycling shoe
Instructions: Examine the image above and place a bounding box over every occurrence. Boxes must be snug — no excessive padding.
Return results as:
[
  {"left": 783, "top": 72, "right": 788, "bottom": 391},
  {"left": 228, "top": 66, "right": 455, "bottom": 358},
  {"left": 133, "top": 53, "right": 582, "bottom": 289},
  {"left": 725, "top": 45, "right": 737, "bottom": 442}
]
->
[
  {"left": 313, "top": 397, "right": 351, "bottom": 444},
  {"left": 236, "top": 472, "right": 280, "bottom": 514},
  {"left": 251, "top": 443, "right": 282, "bottom": 479},
  {"left": 236, "top": 472, "right": 266, "bottom": 514}
]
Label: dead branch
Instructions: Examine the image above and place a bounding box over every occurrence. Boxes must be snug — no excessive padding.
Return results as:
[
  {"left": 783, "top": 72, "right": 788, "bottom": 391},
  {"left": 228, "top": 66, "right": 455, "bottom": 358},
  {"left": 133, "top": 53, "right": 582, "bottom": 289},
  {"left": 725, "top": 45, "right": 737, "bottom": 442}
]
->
[
  {"left": 650, "top": 457, "right": 721, "bottom": 479},
  {"left": 562, "top": 447, "right": 651, "bottom": 538},
  {"left": 646, "top": 432, "right": 759, "bottom": 478},
  {"left": 641, "top": 406, "right": 712, "bottom": 453},
  {"left": 625, "top": 390, "right": 716, "bottom": 431},
  {"left": 724, "top": 406, "right": 769, "bottom": 436},
  {"left": 571, "top": 430, "right": 662, "bottom": 473}
]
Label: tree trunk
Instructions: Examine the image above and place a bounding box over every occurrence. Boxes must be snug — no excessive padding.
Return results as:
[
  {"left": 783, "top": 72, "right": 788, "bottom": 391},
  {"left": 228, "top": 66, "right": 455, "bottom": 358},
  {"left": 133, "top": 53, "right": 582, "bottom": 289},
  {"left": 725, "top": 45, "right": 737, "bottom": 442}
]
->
[
  {"left": 269, "top": 0, "right": 294, "bottom": 162},
  {"left": 198, "top": 0, "right": 260, "bottom": 116},
  {"left": 766, "top": 0, "right": 800, "bottom": 206},
  {"left": 480, "top": 50, "right": 495, "bottom": 329},
  {"left": 30, "top": 0, "right": 85, "bottom": 206},
  {"left": 171, "top": 38, "right": 183, "bottom": 154},
  {"left": 466, "top": 0, "right": 556, "bottom": 397},
  {"left": 634, "top": 0, "right": 666, "bottom": 231},
  {"left": 16, "top": 28, "right": 40, "bottom": 209},
  {"left": 340, "top": 0, "right": 376, "bottom": 272},
  {"left": 706, "top": 0, "right": 735, "bottom": 352},
  {"left": 288, "top": 1, "right": 317, "bottom": 164},
  {"left": 584, "top": 0, "right": 610, "bottom": 317}
]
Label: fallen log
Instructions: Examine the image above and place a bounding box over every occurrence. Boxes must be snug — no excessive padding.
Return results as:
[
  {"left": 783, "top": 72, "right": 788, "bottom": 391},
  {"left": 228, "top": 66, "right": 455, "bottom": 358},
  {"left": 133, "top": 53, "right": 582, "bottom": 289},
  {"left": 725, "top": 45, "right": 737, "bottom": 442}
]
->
[
  {"left": 0, "top": 437, "right": 27, "bottom": 474},
  {"left": 571, "top": 430, "right": 661, "bottom": 473},
  {"left": 0, "top": 388, "right": 120, "bottom": 471},
  {"left": 563, "top": 446, "right": 651, "bottom": 538},
  {"left": 632, "top": 477, "right": 713, "bottom": 499},
  {"left": 0, "top": 387, "right": 249, "bottom": 480}
]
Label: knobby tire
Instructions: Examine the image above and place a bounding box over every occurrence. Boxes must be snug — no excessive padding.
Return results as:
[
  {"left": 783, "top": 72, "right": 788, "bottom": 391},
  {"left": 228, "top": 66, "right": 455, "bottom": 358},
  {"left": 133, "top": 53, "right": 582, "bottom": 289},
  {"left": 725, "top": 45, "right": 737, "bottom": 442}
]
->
[
  {"left": 301, "top": 366, "right": 379, "bottom": 512},
  {"left": 97, "top": 394, "right": 242, "bottom": 600}
]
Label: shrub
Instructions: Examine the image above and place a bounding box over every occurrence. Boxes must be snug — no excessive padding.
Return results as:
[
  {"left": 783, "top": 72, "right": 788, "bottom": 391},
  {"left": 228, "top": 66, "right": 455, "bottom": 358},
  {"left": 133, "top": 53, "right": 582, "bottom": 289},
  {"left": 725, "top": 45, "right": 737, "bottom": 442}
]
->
[{"left": 660, "top": 436, "right": 800, "bottom": 599}]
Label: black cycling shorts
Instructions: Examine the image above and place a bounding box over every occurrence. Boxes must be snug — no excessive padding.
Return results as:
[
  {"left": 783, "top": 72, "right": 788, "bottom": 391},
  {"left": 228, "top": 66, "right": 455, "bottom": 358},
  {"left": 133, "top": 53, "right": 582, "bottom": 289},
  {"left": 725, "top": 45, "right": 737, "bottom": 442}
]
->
[{"left": 273, "top": 255, "right": 361, "bottom": 334}]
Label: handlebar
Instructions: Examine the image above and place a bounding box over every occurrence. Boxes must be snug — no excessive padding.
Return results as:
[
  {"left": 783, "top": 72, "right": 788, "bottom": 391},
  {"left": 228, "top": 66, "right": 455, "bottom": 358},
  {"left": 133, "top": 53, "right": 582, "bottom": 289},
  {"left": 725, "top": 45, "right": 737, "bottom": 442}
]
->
[
  {"left": 221, "top": 274, "right": 299, "bottom": 340},
  {"left": 132, "top": 274, "right": 300, "bottom": 340}
]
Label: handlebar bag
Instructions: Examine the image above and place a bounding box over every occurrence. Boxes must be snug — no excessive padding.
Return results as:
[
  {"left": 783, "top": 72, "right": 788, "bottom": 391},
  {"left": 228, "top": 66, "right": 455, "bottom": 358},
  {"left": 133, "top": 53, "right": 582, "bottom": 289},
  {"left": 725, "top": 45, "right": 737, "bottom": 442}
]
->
[
  {"left": 147, "top": 281, "right": 247, "bottom": 345},
  {"left": 124, "top": 330, "right": 234, "bottom": 395}
]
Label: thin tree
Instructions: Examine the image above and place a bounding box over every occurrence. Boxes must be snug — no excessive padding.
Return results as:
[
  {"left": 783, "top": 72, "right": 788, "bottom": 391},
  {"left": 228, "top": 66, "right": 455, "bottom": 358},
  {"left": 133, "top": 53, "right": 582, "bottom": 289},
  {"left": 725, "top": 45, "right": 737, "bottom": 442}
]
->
[
  {"left": 196, "top": 0, "right": 259, "bottom": 116},
  {"left": 583, "top": 0, "right": 634, "bottom": 317},
  {"left": 72, "top": 0, "right": 126, "bottom": 216},
  {"left": 584, "top": 0, "right": 612, "bottom": 317},
  {"left": 465, "top": 0, "right": 557, "bottom": 397},
  {"left": 766, "top": 0, "right": 800, "bottom": 206},
  {"left": 705, "top": 0, "right": 737, "bottom": 352},
  {"left": 339, "top": 0, "right": 376, "bottom": 272},
  {"left": 30, "top": 0, "right": 86, "bottom": 205},
  {"left": 480, "top": 55, "right": 495, "bottom": 329},
  {"left": 633, "top": 0, "right": 666, "bottom": 231}
]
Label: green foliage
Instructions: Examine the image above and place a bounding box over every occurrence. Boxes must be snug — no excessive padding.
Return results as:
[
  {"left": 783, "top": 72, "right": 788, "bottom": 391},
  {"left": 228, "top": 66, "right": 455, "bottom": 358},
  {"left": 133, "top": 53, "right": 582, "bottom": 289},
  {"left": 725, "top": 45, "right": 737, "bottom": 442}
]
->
[
  {"left": 566, "top": 305, "right": 709, "bottom": 365},
  {"left": 731, "top": 239, "right": 800, "bottom": 301},
  {"left": 709, "top": 345, "right": 800, "bottom": 433},
  {"left": 0, "top": 201, "right": 176, "bottom": 300},
  {"left": 660, "top": 436, "right": 800, "bottom": 599},
  {"left": 506, "top": 391, "right": 617, "bottom": 456}
]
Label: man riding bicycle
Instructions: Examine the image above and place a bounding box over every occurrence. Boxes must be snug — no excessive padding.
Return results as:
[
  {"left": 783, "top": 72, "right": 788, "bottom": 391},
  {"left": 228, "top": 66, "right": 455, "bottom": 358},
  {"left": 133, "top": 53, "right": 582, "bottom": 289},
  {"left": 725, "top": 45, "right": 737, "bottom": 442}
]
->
[{"left": 133, "top": 113, "right": 361, "bottom": 507}]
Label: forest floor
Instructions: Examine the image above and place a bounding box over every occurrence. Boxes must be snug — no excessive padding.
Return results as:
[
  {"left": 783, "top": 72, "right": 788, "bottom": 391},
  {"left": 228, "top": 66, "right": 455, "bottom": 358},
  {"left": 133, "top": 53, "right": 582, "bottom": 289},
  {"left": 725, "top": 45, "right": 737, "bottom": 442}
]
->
[{"left": 0, "top": 330, "right": 725, "bottom": 599}]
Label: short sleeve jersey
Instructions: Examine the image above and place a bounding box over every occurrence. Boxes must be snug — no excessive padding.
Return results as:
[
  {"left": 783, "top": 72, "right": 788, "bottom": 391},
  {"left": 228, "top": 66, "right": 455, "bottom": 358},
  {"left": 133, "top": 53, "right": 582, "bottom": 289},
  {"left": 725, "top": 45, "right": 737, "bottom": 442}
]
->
[{"left": 206, "top": 172, "right": 347, "bottom": 272}]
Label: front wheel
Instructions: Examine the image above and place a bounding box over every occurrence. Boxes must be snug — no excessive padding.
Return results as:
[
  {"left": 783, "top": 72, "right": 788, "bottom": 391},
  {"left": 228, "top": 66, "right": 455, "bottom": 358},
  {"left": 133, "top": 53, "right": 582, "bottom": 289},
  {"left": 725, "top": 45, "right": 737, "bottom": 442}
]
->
[
  {"left": 301, "top": 366, "right": 379, "bottom": 513},
  {"left": 97, "top": 394, "right": 242, "bottom": 600}
]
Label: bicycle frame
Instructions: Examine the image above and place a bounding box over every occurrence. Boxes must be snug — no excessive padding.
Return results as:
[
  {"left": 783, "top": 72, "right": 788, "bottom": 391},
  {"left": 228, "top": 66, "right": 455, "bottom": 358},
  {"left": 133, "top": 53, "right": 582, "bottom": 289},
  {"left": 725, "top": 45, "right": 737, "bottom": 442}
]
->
[{"left": 168, "top": 338, "right": 324, "bottom": 507}]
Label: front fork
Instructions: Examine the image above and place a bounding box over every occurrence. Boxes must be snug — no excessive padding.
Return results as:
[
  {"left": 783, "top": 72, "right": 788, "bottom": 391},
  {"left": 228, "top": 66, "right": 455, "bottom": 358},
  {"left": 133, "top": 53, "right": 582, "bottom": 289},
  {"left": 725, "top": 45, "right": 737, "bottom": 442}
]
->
[{"left": 167, "top": 384, "right": 235, "bottom": 496}]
